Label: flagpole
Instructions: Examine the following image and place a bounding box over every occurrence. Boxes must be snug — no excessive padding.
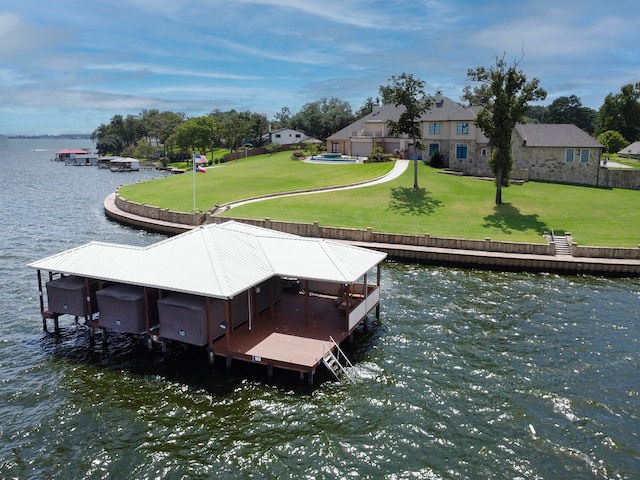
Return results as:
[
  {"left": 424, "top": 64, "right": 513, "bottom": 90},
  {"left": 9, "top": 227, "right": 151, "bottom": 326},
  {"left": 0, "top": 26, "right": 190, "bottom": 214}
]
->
[{"left": 192, "top": 150, "right": 196, "bottom": 212}]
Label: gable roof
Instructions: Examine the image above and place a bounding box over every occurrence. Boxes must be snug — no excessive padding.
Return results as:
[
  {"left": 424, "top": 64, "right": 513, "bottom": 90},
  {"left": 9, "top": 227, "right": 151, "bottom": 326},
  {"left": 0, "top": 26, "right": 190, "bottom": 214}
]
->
[
  {"left": 328, "top": 103, "right": 402, "bottom": 141},
  {"left": 514, "top": 124, "right": 602, "bottom": 148},
  {"left": 328, "top": 96, "right": 479, "bottom": 141},
  {"left": 28, "top": 221, "right": 387, "bottom": 299},
  {"left": 618, "top": 141, "right": 640, "bottom": 155},
  {"left": 419, "top": 96, "right": 480, "bottom": 122}
]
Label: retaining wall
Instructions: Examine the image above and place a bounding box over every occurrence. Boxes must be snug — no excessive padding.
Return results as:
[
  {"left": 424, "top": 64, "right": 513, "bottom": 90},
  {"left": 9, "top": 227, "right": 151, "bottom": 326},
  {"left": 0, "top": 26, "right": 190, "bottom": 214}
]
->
[{"left": 112, "top": 191, "right": 640, "bottom": 261}]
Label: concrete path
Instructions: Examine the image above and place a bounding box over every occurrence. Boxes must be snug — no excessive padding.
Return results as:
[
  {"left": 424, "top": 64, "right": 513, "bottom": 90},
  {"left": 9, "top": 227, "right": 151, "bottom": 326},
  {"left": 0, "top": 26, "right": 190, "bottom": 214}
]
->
[{"left": 226, "top": 160, "right": 410, "bottom": 210}]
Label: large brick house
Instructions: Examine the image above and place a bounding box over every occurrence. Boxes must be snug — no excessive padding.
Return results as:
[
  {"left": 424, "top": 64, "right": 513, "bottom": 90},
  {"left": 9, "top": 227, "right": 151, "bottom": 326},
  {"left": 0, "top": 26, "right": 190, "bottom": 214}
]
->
[{"left": 327, "top": 93, "right": 603, "bottom": 186}]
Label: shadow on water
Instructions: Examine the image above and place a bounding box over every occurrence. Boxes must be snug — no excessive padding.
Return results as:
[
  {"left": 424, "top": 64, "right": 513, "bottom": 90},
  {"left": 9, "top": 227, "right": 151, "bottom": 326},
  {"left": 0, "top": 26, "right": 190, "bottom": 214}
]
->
[
  {"left": 387, "top": 186, "right": 443, "bottom": 216},
  {"left": 38, "top": 316, "right": 384, "bottom": 395},
  {"left": 483, "top": 203, "right": 548, "bottom": 236}
]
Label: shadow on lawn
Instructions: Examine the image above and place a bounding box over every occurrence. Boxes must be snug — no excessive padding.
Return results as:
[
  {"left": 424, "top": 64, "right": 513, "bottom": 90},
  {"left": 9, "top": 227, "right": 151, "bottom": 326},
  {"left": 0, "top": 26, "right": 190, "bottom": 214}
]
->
[
  {"left": 387, "top": 187, "right": 443, "bottom": 216},
  {"left": 483, "top": 203, "right": 548, "bottom": 236}
]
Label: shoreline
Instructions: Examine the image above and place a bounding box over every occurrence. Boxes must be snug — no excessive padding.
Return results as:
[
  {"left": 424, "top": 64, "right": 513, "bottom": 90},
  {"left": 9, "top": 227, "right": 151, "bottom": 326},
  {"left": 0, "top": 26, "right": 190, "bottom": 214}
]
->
[{"left": 104, "top": 193, "right": 640, "bottom": 277}]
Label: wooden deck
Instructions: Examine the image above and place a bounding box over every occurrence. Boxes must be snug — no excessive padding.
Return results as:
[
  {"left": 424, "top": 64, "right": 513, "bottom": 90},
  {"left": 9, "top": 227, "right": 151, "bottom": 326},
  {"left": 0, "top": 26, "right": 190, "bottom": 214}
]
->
[{"left": 211, "top": 291, "right": 361, "bottom": 372}]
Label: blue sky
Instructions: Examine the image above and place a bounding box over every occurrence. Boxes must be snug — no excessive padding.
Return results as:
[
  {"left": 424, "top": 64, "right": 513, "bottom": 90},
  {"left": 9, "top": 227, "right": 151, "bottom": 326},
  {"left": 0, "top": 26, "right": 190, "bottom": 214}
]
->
[{"left": 1, "top": 0, "right": 638, "bottom": 135}]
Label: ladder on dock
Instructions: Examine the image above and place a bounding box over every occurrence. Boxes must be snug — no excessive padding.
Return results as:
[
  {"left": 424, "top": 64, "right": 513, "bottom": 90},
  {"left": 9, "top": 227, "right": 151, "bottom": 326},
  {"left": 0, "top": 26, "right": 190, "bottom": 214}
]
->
[{"left": 322, "top": 336, "right": 354, "bottom": 381}]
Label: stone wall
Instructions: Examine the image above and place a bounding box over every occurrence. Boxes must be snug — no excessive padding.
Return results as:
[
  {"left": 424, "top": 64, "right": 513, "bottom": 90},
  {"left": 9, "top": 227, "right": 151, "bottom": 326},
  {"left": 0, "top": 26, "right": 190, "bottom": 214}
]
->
[
  {"left": 204, "top": 216, "right": 554, "bottom": 255},
  {"left": 598, "top": 168, "right": 640, "bottom": 190},
  {"left": 112, "top": 192, "right": 640, "bottom": 260},
  {"left": 115, "top": 192, "right": 205, "bottom": 226}
]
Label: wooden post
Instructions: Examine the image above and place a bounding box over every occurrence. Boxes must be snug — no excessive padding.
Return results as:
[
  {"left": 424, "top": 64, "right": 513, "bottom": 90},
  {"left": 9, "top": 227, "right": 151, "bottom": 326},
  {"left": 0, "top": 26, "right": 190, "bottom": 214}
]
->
[
  {"left": 376, "top": 264, "right": 382, "bottom": 319},
  {"left": 225, "top": 300, "right": 232, "bottom": 351},
  {"left": 305, "top": 280, "right": 309, "bottom": 326},
  {"left": 36, "top": 270, "right": 46, "bottom": 331}
]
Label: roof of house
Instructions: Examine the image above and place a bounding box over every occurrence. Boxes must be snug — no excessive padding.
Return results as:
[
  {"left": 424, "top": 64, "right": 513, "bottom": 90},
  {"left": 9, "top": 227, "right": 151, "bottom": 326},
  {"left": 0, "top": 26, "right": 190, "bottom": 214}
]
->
[
  {"left": 327, "top": 96, "right": 479, "bottom": 141},
  {"left": 28, "top": 221, "right": 387, "bottom": 299},
  {"left": 618, "top": 141, "right": 640, "bottom": 155},
  {"left": 514, "top": 124, "right": 603, "bottom": 148}
]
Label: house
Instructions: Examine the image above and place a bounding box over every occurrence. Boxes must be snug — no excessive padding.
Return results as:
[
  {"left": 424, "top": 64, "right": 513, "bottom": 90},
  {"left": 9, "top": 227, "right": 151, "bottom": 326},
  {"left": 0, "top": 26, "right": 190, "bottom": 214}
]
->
[
  {"left": 328, "top": 94, "right": 603, "bottom": 186},
  {"left": 510, "top": 124, "right": 603, "bottom": 185},
  {"left": 617, "top": 141, "right": 640, "bottom": 160},
  {"left": 268, "top": 127, "right": 310, "bottom": 145}
]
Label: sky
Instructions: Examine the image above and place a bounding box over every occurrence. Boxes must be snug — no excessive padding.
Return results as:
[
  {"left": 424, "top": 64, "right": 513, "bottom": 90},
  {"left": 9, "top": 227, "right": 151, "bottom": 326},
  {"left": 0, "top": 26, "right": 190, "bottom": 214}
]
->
[{"left": 1, "top": 0, "right": 639, "bottom": 135}]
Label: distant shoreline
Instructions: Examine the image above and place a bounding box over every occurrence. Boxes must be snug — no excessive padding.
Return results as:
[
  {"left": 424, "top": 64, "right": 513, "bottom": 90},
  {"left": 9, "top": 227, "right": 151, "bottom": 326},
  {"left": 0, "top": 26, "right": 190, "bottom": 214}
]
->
[{"left": 5, "top": 134, "right": 91, "bottom": 140}]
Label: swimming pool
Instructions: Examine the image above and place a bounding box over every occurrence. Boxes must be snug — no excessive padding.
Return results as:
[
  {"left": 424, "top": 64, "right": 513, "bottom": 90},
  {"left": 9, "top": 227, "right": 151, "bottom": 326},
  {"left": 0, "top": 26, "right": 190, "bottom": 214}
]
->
[{"left": 308, "top": 153, "right": 360, "bottom": 163}]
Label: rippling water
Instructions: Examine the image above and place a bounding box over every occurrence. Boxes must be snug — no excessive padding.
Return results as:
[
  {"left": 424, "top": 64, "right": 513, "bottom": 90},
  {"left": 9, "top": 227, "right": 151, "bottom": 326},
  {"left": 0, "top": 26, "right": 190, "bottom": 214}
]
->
[{"left": 0, "top": 139, "right": 638, "bottom": 479}]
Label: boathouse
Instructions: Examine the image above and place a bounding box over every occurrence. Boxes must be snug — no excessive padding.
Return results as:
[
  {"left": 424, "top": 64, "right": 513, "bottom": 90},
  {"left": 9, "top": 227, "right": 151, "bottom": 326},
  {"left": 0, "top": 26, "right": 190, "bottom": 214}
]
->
[
  {"left": 54, "top": 148, "right": 99, "bottom": 166},
  {"left": 28, "top": 221, "right": 387, "bottom": 382}
]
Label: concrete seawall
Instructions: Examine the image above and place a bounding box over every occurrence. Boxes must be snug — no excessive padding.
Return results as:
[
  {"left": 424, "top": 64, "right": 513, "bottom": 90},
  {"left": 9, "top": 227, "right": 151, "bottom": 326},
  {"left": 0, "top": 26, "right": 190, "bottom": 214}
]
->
[{"left": 105, "top": 192, "right": 640, "bottom": 277}]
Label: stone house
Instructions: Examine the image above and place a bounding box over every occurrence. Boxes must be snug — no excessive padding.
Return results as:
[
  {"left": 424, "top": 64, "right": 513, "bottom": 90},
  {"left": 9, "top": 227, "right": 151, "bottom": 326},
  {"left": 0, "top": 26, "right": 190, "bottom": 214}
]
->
[
  {"left": 327, "top": 94, "right": 604, "bottom": 186},
  {"left": 509, "top": 124, "right": 603, "bottom": 185}
]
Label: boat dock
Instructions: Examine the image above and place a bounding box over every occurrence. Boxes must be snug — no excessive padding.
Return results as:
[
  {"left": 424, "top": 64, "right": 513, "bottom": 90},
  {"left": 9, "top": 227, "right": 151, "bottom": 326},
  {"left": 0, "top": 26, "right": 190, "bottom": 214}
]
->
[{"left": 28, "top": 221, "right": 386, "bottom": 384}]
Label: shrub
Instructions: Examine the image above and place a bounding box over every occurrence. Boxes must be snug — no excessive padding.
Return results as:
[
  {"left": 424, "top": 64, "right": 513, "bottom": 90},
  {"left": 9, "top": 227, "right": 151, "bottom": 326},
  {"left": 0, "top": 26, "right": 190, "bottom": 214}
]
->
[
  {"left": 366, "top": 146, "right": 392, "bottom": 162},
  {"left": 430, "top": 150, "right": 444, "bottom": 168},
  {"left": 291, "top": 149, "right": 306, "bottom": 160}
]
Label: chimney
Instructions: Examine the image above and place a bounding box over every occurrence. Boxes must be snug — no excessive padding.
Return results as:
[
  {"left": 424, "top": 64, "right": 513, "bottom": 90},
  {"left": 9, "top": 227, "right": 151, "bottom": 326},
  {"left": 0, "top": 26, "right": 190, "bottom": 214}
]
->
[{"left": 435, "top": 91, "right": 443, "bottom": 107}]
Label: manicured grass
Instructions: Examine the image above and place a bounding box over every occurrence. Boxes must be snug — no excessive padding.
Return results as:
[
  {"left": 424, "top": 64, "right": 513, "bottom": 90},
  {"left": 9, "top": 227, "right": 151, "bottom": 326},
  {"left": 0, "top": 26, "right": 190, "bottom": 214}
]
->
[
  {"left": 118, "top": 151, "right": 394, "bottom": 212},
  {"left": 219, "top": 161, "right": 640, "bottom": 247},
  {"left": 121, "top": 152, "right": 640, "bottom": 247}
]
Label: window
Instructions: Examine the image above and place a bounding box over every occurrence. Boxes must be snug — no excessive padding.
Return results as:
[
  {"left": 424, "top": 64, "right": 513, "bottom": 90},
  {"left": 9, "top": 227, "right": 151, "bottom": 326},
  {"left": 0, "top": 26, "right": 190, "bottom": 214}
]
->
[
  {"left": 429, "top": 122, "right": 440, "bottom": 134},
  {"left": 456, "top": 144, "right": 468, "bottom": 159},
  {"left": 481, "top": 148, "right": 488, "bottom": 156},
  {"left": 295, "top": 133, "right": 301, "bottom": 138},
  {"left": 565, "top": 148, "right": 575, "bottom": 163},
  {"left": 457, "top": 122, "right": 469, "bottom": 134},
  {"left": 580, "top": 148, "right": 590, "bottom": 163},
  {"left": 428, "top": 143, "right": 439, "bottom": 157},
  {"left": 275, "top": 134, "right": 281, "bottom": 139}
]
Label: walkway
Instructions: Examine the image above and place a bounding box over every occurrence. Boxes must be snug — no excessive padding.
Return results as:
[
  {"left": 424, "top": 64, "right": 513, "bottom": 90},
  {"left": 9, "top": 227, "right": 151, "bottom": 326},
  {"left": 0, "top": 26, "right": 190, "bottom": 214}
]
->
[{"left": 224, "top": 160, "right": 409, "bottom": 210}]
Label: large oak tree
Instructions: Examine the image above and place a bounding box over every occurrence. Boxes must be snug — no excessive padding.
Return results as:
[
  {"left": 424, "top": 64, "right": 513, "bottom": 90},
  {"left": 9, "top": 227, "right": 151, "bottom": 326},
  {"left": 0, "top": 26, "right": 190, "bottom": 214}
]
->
[
  {"left": 467, "top": 55, "right": 546, "bottom": 205},
  {"left": 379, "top": 73, "right": 431, "bottom": 189}
]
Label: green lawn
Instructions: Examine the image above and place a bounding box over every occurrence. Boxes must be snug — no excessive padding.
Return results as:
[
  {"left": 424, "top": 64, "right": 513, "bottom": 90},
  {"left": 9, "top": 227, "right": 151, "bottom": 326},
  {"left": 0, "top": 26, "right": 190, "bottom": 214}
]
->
[
  {"left": 121, "top": 153, "right": 640, "bottom": 247},
  {"left": 118, "top": 151, "right": 394, "bottom": 212}
]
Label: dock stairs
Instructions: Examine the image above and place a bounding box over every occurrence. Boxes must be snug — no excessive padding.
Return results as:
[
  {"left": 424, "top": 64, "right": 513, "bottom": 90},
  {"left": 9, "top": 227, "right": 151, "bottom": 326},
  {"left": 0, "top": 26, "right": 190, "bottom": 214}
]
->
[
  {"left": 547, "top": 229, "right": 571, "bottom": 256},
  {"left": 323, "top": 336, "right": 354, "bottom": 381}
]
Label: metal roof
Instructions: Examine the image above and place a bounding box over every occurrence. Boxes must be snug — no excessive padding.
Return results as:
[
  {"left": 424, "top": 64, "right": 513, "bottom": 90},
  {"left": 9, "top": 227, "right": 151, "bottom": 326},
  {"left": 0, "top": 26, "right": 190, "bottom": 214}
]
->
[{"left": 28, "top": 221, "right": 387, "bottom": 299}]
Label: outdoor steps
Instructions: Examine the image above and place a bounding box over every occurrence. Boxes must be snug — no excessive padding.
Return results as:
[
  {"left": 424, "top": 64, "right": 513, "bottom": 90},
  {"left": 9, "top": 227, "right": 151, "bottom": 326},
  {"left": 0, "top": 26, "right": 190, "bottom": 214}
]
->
[{"left": 553, "top": 236, "right": 571, "bottom": 256}]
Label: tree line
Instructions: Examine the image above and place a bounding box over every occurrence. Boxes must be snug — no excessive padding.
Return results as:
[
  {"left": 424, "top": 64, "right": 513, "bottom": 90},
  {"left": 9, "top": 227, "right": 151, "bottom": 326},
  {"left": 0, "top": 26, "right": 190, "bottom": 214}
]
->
[{"left": 90, "top": 98, "right": 356, "bottom": 159}]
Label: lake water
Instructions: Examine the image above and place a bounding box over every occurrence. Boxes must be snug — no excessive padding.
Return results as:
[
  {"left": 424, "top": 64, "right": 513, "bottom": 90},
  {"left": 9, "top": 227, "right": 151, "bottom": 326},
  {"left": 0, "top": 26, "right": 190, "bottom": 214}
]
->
[{"left": 0, "top": 138, "right": 638, "bottom": 479}]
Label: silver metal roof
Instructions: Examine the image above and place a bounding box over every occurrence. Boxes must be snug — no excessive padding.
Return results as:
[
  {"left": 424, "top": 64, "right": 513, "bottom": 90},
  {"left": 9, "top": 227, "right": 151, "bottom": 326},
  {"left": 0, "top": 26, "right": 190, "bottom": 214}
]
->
[{"left": 28, "top": 221, "right": 387, "bottom": 299}]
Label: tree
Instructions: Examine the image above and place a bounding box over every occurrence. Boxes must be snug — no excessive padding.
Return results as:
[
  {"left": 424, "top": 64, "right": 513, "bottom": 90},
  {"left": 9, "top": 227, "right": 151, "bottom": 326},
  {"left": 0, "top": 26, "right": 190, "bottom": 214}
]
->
[
  {"left": 272, "top": 107, "right": 291, "bottom": 129},
  {"left": 290, "top": 97, "right": 355, "bottom": 141},
  {"left": 467, "top": 55, "right": 547, "bottom": 204},
  {"left": 95, "top": 133, "right": 124, "bottom": 155},
  {"left": 355, "top": 96, "right": 380, "bottom": 119},
  {"left": 379, "top": 73, "right": 430, "bottom": 189},
  {"left": 174, "top": 116, "right": 217, "bottom": 157},
  {"left": 545, "top": 95, "right": 596, "bottom": 134},
  {"left": 597, "top": 130, "right": 627, "bottom": 156},
  {"left": 595, "top": 83, "right": 640, "bottom": 142}
]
